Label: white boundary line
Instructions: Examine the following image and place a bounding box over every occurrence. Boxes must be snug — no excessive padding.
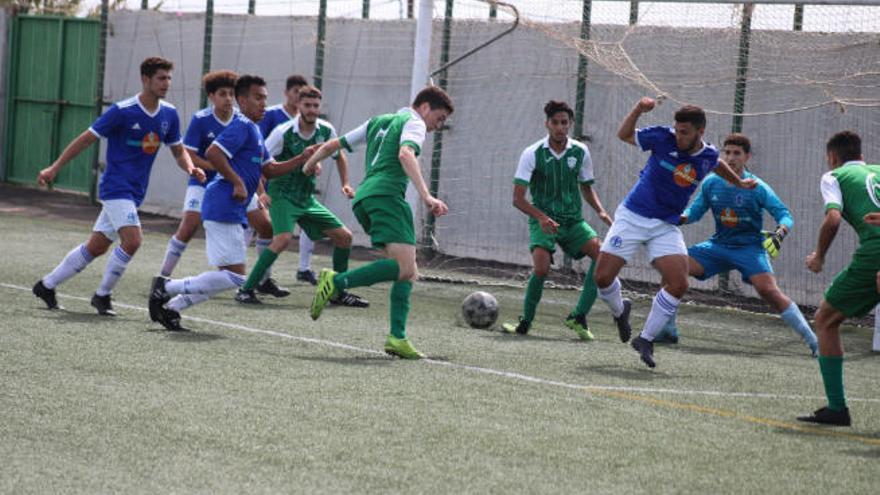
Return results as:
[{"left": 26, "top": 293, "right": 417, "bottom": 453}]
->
[{"left": 5, "top": 282, "right": 880, "bottom": 405}]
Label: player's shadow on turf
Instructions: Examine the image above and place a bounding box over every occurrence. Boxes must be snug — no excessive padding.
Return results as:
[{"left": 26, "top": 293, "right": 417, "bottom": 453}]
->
[
  {"left": 577, "top": 364, "right": 675, "bottom": 381},
  {"left": 36, "top": 309, "right": 140, "bottom": 325},
  {"left": 842, "top": 448, "right": 880, "bottom": 458},
  {"left": 483, "top": 331, "right": 571, "bottom": 343},
  {"left": 289, "top": 354, "right": 394, "bottom": 366},
  {"left": 675, "top": 342, "right": 789, "bottom": 359},
  {"left": 164, "top": 331, "right": 225, "bottom": 342}
]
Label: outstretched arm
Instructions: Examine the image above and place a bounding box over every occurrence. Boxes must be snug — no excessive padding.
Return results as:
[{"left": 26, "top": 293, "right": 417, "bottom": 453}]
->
[
  {"left": 264, "top": 144, "right": 319, "bottom": 179},
  {"left": 617, "top": 97, "right": 655, "bottom": 146},
  {"left": 303, "top": 139, "right": 342, "bottom": 176},
  {"left": 713, "top": 158, "right": 757, "bottom": 189},
  {"left": 37, "top": 131, "right": 99, "bottom": 185}
]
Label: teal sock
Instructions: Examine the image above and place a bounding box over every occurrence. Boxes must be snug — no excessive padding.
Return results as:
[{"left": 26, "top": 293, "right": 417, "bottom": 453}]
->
[
  {"left": 780, "top": 303, "right": 818, "bottom": 345},
  {"left": 333, "top": 258, "right": 399, "bottom": 292},
  {"left": 242, "top": 249, "right": 278, "bottom": 291},
  {"left": 522, "top": 274, "right": 545, "bottom": 323},
  {"left": 818, "top": 355, "right": 847, "bottom": 411},
  {"left": 573, "top": 260, "right": 597, "bottom": 316},
  {"left": 389, "top": 280, "right": 412, "bottom": 339},
  {"left": 332, "top": 247, "right": 350, "bottom": 273}
]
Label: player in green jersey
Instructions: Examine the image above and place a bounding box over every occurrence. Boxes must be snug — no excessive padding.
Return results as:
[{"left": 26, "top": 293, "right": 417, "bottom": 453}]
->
[
  {"left": 501, "top": 100, "right": 613, "bottom": 340},
  {"left": 798, "top": 130, "right": 880, "bottom": 426},
  {"left": 236, "top": 85, "right": 367, "bottom": 307},
  {"left": 302, "top": 86, "right": 454, "bottom": 359}
]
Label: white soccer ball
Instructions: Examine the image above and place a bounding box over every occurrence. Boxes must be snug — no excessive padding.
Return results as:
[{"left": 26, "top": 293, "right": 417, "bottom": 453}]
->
[{"left": 461, "top": 291, "right": 499, "bottom": 329}]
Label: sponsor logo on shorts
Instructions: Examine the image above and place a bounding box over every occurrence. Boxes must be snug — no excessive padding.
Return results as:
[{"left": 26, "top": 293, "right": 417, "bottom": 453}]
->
[
  {"left": 720, "top": 207, "right": 738, "bottom": 228},
  {"left": 126, "top": 212, "right": 137, "bottom": 223},
  {"left": 610, "top": 236, "right": 623, "bottom": 248},
  {"left": 188, "top": 198, "right": 199, "bottom": 209}
]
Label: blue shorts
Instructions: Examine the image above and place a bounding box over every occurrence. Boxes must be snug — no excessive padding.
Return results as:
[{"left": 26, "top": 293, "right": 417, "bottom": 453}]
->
[{"left": 688, "top": 241, "right": 773, "bottom": 284}]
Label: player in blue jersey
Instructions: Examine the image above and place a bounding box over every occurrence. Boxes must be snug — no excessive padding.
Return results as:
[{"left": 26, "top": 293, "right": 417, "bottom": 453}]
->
[
  {"left": 149, "top": 75, "right": 315, "bottom": 331},
  {"left": 593, "top": 97, "right": 757, "bottom": 368},
  {"left": 653, "top": 133, "right": 818, "bottom": 356},
  {"left": 260, "top": 74, "right": 320, "bottom": 285},
  {"left": 153, "top": 70, "right": 287, "bottom": 299},
  {"left": 33, "top": 57, "right": 205, "bottom": 316}
]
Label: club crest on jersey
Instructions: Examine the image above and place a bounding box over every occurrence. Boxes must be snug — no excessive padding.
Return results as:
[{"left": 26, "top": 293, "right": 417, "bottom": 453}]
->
[
  {"left": 735, "top": 193, "right": 744, "bottom": 206},
  {"left": 720, "top": 207, "right": 738, "bottom": 227},
  {"left": 866, "top": 173, "right": 880, "bottom": 208},
  {"left": 161, "top": 120, "right": 170, "bottom": 136},
  {"left": 317, "top": 135, "right": 325, "bottom": 144},
  {"left": 141, "top": 132, "right": 160, "bottom": 154},
  {"left": 567, "top": 157, "right": 577, "bottom": 169},
  {"left": 673, "top": 163, "right": 697, "bottom": 187}
]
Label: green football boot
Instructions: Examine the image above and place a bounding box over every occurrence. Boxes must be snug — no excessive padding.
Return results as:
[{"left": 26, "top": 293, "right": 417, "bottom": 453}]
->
[
  {"left": 310, "top": 268, "right": 337, "bottom": 321},
  {"left": 384, "top": 335, "right": 425, "bottom": 359},
  {"left": 565, "top": 313, "right": 595, "bottom": 341}
]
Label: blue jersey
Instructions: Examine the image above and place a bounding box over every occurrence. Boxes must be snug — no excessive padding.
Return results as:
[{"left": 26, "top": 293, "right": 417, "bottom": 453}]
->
[
  {"left": 622, "top": 125, "right": 720, "bottom": 224},
  {"left": 259, "top": 104, "right": 295, "bottom": 138},
  {"left": 182, "top": 108, "right": 238, "bottom": 187},
  {"left": 684, "top": 171, "right": 794, "bottom": 247},
  {"left": 89, "top": 95, "right": 182, "bottom": 206},
  {"left": 201, "top": 114, "right": 271, "bottom": 225}
]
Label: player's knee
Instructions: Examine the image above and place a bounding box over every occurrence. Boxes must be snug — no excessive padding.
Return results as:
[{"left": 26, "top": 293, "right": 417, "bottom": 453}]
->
[
  {"left": 533, "top": 264, "right": 550, "bottom": 278},
  {"left": 665, "top": 278, "right": 689, "bottom": 297},
  {"left": 120, "top": 237, "right": 142, "bottom": 256},
  {"left": 334, "top": 228, "right": 353, "bottom": 248},
  {"left": 271, "top": 235, "right": 290, "bottom": 252},
  {"left": 593, "top": 270, "right": 613, "bottom": 289},
  {"left": 398, "top": 266, "right": 418, "bottom": 281}
]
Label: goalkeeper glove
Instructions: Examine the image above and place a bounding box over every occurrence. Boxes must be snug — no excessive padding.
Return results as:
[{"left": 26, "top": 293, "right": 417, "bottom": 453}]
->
[{"left": 762, "top": 226, "right": 788, "bottom": 258}]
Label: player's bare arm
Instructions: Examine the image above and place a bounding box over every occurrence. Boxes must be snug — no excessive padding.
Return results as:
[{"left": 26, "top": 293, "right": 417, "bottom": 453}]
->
[
  {"left": 512, "top": 184, "right": 558, "bottom": 234},
  {"left": 399, "top": 145, "right": 448, "bottom": 217},
  {"left": 864, "top": 212, "right": 880, "bottom": 226},
  {"left": 579, "top": 183, "right": 612, "bottom": 226},
  {"left": 171, "top": 143, "right": 205, "bottom": 183},
  {"left": 37, "top": 130, "right": 99, "bottom": 186},
  {"left": 617, "top": 97, "right": 655, "bottom": 145},
  {"left": 206, "top": 143, "right": 247, "bottom": 202},
  {"left": 303, "top": 139, "right": 341, "bottom": 176},
  {"left": 335, "top": 151, "right": 355, "bottom": 198},
  {"left": 186, "top": 148, "right": 215, "bottom": 172},
  {"left": 267, "top": 144, "right": 319, "bottom": 178},
  {"left": 714, "top": 157, "right": 757, "bottom": 189},
  {"left": 806, "top": 208, "right": 842, "bottom": 273}
]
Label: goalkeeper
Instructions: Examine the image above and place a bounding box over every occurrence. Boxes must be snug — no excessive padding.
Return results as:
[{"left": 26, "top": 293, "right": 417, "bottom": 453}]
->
[{"left": 658, "top": 133, "right": 818, "bottom": 356}]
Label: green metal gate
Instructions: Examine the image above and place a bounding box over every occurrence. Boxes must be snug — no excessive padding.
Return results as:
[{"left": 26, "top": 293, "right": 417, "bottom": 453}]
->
[{"left": 4, "top": 15, "right": 100, "bottom": 193}]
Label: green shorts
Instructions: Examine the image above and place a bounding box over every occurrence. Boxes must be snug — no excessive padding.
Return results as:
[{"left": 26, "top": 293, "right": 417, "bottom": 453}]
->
[
  {"left": 824, "top": 247, "right": 880, "bottom": 317},
  {"left": 269, "top": 196, "right": 343, "bottom": 240},
  {"left": 353, "top": 195, "right": 415, "bottom": 248},
  {"left": 528, "top": 217, "right": 597, "bottom": 260}
]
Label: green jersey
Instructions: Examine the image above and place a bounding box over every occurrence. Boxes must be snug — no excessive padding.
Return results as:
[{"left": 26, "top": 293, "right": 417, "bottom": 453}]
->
[
  {"left": 821, "top": 161, "right": 880, "bottom": 246},
  {"left": 339, "top": 107, "right": 426, "bottom": 203},
  {"left": 513, "top": 136, "right": 594, "bottom": 222},
  {"left": 264, "top": 115, "right": 338, "bottom": 205}
]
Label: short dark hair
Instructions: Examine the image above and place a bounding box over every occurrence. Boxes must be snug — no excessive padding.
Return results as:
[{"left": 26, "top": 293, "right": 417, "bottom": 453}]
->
[
  {"left": 412, "top": 86, "right": 454, "bottom": 113},
  {"left": 826, "top": 130, "right": 862, "bottom": 163},
  {"left": 544, "top": 100, "right": 574, "bottom": 120},
  {"left": 140, "top": 57, "right": 173, "bottom": 77},
  {"left": 723, "top": 133, "right": 751, "bottom": 154},
  {"left": 235, "top": 74, "right": 266, "bottom": 98},
  {"left": 298, "top": 85, "right": 322, "bottom": 100},
  {"left": 674, "top": 105, "right": 707, "bottom": 130},
  {"left": 286, "top": 74, "right": 308, "bottom": 91},
  {"left": 203, "top": 70, "right": 238, "bottom": 95}
]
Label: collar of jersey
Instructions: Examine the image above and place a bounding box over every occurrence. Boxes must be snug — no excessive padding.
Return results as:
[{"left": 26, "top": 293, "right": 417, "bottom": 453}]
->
[
  {"left": 398, "top": 106, "right": 424, "bottom": 123},
  {"left": 541, "top": 135, "right": 572, "bottom": 159},
  {"left": 133, "top": 94, "right": 162, "bottom": 118},
  {"left": 211, "top": 108, "right": 235, "bottom": 126},
  {"left": 842, "top": 160, "right": 867, "bottom": 168}
]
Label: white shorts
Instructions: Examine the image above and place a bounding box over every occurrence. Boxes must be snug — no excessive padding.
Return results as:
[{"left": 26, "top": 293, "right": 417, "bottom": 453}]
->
[
  {"left": 246, "top": 193, "right": 260, "bottom": 213},
  {"left": 182, "top": 185, "right": 206, "bottom": 213},
  {"left": 93, "top": 199, "right": 141, "bottom": 241},
  {"left": 204, "top": 220, "right": 247, "bottom": 267},
  {"left": 600, "top": 205, "right": 687, "bottom": 263}
]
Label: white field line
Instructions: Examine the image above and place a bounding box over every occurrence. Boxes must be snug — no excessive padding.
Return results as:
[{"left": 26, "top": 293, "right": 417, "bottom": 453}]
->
[{"left": 4, "top": 282, "right": 879, "bottom": 405}]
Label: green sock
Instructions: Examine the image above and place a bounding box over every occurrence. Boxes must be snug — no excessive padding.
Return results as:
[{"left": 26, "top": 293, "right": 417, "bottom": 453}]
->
[
  {"left": 522, "top": 274, "right": 545, "bottom": 323},
  {"left": 818, "top": 355, "right": 847, "bottom": 411},
  {"left": 333, "top": 258, "right": 400, "bottom": 292},
  {"left": 573, "top": 260, "right": 597, "bottom": 317},
  {"left": 389, "top": 280, "right": 412, "bottom": 339},
  {"left": 242, "top": 249, "right": 279, "bottom": 291},
  {"left": 332, "top": 247, "right": 351, "bottom": 273}
]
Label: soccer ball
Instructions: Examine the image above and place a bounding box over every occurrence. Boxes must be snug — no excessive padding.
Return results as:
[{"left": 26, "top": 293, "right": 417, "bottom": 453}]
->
[{"left": 461, "top": 291, "right": 499, "bottom": 329}]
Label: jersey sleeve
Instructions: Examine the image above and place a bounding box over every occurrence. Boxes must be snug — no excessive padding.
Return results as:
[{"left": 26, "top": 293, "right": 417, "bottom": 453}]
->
[
  {"left": 327, "top": 123, "right": 341, "bottom": 159},
  {"left": 578, "top": 147, "right": 595, "bottom": 185},
  {"left": 759, "top": 180, "right": 794, "bottom": 229},
  {"left": 820, "top": 171, "right": 843, "bottom": 211},
  {"left": 89, "top": 104, "right": 122, "bottom": 138},
  {"left": 683, "top": 180, "right": 710, "bottom": 224},
  {"left": 163, "top": 110, "right": 182, "bottom": 145},
  {"left": 635, "top": 125, "right": 672, "bottom": 152},
  {"left": 212, "top": 121, "right": 246, "bottom": 158},
  {"left": 264, "top": 123, "right": 286, "bottom": 159},
  {"left": 182, "top": 115, "right": 202, "bottom": 151},
  {"left": 258, "top": 114, "right": 275, "bottom": 139},
  {"left": 339, "top": 120, "right": 369, "bottom": 153},
  {"left": 399, "top": 117, "right": 427, "bottom": 156},
  {"left": 261, "top": 142, "right": 274, "bottom": 167},
  {"left": 513, "top": 148, "right": 536, "bottom": 187}
]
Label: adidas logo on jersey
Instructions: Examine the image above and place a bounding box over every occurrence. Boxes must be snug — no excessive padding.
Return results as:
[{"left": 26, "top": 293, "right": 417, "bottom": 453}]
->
[
  {"left": 712, "top": 194, "right": 719, "bottom": 202},
  {"left": 207, "top": 132, "right": 215, "bottom": 138},
  {"left": 131, "top": 123, "right": 141, "bottom": 130},
  {"left": 670, "top": 151, "right": 678, "bottom": 158}
]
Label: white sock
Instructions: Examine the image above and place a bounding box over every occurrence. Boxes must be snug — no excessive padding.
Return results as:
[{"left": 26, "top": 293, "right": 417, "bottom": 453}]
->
[
  {"left": 299, "top": 234, "right": 314, "bottom": 271},
  {"left": 641, "top": 288, "right": 680, "bottom": 342},
  {"left": 43, "top": 243, "right": 95, "bottom": 289},
  {"left": 598, "top": 278, "right": 624, "bottom": 317},
  {"left": 873, "top": 304, "right": 880, "bottom": 351},
  {"left": 166, "top": 270, "right": 245, "bottom": 296},
  {"left": 95, "top": 246, "right": 132, "bottom": 296},
  {"left": 160, "top": 236, "right": 187, "bottom": 277},
  {"left": 256, "top": 238, "right": 272, "bottom": 283},
  {"left": 166, "top": 293, "right": 210, "bottom": 312}
]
